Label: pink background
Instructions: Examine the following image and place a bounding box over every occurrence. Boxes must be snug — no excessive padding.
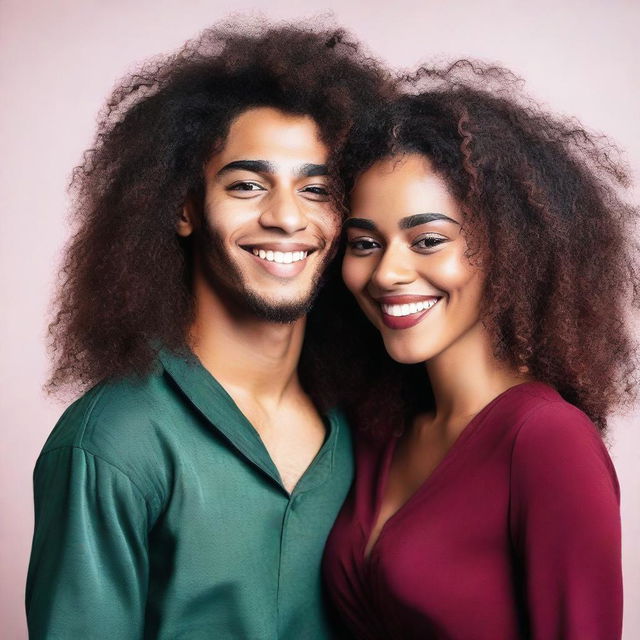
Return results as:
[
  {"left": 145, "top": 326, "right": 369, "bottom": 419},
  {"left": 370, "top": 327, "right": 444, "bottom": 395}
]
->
[{"left": 1, "top": 0, "right": 638, "bottom": 637}]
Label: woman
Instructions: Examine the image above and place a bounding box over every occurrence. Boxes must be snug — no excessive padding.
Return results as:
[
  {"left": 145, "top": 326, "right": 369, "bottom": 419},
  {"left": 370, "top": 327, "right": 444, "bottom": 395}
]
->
[{"left": 322, "top": 62, "right": 637, "bottom": 639}]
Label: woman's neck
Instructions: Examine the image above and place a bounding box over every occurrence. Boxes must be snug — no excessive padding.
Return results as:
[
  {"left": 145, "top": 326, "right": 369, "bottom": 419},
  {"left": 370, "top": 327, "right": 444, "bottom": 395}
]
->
[{"left": 425, "top": 321, "right": 529, "bottom": 431}]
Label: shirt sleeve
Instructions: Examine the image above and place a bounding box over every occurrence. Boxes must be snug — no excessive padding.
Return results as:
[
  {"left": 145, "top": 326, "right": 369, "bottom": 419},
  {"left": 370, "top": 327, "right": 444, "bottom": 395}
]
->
[
  {"left": 26, "top": 446, "right": 150, "bottom": 639},
  {"left": 509, "top": 402, "right": 622, "bottom": 640}
]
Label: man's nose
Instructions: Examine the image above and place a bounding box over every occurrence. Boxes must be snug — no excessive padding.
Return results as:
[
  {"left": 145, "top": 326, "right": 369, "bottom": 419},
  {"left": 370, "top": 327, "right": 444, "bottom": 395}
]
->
[{"left": 258, "top": 190, "right": 308, "bottom": 234}]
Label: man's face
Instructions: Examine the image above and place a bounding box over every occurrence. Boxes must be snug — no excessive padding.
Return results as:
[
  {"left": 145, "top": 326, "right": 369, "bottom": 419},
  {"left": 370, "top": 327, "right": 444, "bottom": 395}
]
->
[{"left": 182, "top": 107, "right": 340, "bottom": 323}]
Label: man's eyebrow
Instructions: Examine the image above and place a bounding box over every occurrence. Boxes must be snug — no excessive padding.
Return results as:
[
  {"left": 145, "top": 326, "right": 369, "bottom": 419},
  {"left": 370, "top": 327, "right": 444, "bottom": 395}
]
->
[
  {"left": 399, "top": 213, "right": 460, "bottom": 229},
  {"left": 215, "top": 160, "right": 327, "bottom": 178},
  {"left": 216, "top": 160, "right": 276, "bottom": 176},
  {"left": 297, "top": 163, "right": 327, "bottom": 177},
  {"left": 344, "top": 218, "right": 377, "bottom": 231}
]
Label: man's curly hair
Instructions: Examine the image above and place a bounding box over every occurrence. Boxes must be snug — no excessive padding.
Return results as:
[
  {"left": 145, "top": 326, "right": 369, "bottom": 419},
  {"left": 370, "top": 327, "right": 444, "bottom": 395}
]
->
[
  {"left": 319, "top": 60, "right": 638, "bottom": 434},
  {"left": 47, "top": 18, "right": 392, "bottom": 395}
]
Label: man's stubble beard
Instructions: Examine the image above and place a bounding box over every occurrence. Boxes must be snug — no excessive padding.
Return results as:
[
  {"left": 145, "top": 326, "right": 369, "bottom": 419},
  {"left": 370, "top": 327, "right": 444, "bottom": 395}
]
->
[{"left": 194, "top": 218, "right": 338, "bottom": 324}]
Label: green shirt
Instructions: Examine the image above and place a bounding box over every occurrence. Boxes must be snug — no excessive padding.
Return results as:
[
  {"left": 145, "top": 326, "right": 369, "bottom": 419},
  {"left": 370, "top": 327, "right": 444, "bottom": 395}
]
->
[{"left": 26, "top": 350, "right": 353, "bottom": 639}]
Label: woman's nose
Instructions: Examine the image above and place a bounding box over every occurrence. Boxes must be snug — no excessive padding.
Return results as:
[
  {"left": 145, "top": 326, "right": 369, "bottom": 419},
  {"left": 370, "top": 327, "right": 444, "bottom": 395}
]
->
[{"left": 370, "top": 243, "right": 416, "bottom": 290}]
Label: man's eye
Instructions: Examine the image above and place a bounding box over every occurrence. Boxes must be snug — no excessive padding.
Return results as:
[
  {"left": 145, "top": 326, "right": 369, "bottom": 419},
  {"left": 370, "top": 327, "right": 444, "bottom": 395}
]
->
[
  {"left": 227, "top": 181, "right": 265, "bottom": 192},
  {"left": 301, "top": 185, "right": 330, "bottom": 200}
]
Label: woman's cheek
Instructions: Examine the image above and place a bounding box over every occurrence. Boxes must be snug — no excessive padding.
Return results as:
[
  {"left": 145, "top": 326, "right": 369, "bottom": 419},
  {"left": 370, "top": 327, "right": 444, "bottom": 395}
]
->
[
  {"left": 342, "top": 255, "right": 367, "bottom": 294},
  {"left": 427, "top": 247, "right": 476, "bottom": 291}
]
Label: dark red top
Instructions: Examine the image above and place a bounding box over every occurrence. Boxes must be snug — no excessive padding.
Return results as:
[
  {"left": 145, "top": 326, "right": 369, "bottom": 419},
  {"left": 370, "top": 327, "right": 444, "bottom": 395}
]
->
[{"left": 323, "top": 383, "right": 622, "bottom": 640}]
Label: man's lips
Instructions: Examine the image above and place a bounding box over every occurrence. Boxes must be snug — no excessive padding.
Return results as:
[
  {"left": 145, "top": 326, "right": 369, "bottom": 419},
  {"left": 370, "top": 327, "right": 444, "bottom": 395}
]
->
[
  {"left": 373, "top": 294, "right": 442, "bottom": 329},
  {"left": 240, "top": 243, "right": 319, "bottom": 277},
  {"left": 241, "top": 242, "right": 318, "bottom": 253}
]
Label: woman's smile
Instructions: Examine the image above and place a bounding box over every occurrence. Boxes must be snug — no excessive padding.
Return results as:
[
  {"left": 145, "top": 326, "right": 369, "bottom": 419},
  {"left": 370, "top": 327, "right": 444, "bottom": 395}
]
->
[{"left": 374, "top": 294, "right": 442, "bottom": 329}]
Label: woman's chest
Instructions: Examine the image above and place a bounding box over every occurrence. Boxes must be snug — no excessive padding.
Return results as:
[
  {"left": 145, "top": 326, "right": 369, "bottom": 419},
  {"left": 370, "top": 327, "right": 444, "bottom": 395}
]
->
[{"left": 325, "top": 434, "right": 523, "bottom": 639}]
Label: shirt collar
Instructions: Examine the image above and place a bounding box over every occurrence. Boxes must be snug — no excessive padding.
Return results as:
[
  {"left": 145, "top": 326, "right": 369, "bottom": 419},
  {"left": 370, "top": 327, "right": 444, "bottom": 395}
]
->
[{"left": 158, "top": 348, "right": 340, "bottom": 495}]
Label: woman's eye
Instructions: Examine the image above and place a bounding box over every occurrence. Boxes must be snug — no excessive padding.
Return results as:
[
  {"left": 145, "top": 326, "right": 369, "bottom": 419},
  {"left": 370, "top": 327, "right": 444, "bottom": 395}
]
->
[
  {"left": 347, "top": 238, "right": 380, "bottom": 254},
  {"left": 412, "top": 235, "right": 447, "bottom": 251}
]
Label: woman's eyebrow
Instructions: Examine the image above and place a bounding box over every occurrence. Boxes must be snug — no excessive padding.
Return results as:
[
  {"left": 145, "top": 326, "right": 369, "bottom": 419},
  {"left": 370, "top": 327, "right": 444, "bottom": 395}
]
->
[
  {"left": 399, "top": 213, "right": 460, "bottom": 229},
  {"left": 343, "top": 218, "right": 377, "bottom": 231},
  {"left": 344, "top": 213, "right": 459, "bottom": 232}
]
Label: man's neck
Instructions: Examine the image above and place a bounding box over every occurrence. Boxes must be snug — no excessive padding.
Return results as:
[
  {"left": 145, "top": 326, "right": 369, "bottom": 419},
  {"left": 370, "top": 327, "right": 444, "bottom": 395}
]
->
[
  {"left": 187, "top": 272, "right": 326, "bottom": 494},
  {"left": 188, "top": 273, "right": 306, "bottom": 408}
]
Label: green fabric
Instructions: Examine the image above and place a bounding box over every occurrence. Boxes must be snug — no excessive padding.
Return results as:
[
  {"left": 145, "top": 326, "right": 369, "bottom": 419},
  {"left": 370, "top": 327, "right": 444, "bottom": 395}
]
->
[{"left": 26, "top": 350, "right": 353, "bottom": 639}]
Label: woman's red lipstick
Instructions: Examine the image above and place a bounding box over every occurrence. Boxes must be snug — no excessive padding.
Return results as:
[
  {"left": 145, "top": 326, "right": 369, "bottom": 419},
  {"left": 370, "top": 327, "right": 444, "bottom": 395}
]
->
[{"left": 376, "top": 295, "right": 441, "bottom": 330}]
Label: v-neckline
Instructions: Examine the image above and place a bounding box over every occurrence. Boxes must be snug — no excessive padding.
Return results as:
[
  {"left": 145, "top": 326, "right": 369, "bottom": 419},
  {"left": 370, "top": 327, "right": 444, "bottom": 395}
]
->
[{"left": 363, "top": 382, "right": 534, "bottom": 562}]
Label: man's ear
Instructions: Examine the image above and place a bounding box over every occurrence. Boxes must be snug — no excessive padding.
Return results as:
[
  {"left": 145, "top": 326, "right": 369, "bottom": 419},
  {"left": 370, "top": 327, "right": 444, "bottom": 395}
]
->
[{"left": 177, "top": 200, "right": 196, "bottom": 237}]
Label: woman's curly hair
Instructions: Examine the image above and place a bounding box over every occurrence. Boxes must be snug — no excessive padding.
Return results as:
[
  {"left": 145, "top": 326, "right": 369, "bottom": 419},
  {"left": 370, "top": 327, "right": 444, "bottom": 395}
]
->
[
  {"left": 318, "top": 60, "right": 638, "bottom": 434},
  {"left": 47, "top": 17, "right": 392, "bottom": 395}
]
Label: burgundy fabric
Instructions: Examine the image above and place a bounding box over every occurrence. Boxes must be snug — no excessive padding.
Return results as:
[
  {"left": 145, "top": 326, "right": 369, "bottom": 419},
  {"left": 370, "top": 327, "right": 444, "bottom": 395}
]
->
[{"left": 323, "top": 383, "right": 622, "bottom": 640}]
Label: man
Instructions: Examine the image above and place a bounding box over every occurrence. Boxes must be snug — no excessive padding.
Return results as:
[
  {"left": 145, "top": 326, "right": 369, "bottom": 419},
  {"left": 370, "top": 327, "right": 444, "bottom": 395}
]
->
[{"left": 26, "top": 21, "right": 389, "bottom": 639}]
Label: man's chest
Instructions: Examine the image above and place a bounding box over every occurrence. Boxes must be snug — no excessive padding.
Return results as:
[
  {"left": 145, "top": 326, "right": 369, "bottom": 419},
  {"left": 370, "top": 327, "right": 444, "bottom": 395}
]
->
[{"left": 252, "top": 409, "right": 327, "bottom": 493}]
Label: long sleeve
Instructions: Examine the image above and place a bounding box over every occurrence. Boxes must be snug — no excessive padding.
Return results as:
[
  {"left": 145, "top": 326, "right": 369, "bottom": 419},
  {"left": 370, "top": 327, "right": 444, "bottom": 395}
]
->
[
  {"left": 26, "top": 446, "right": 151, "bottom": 639},
  {"left": 509, "top": 402, "right": 622, "bottom": 640}
]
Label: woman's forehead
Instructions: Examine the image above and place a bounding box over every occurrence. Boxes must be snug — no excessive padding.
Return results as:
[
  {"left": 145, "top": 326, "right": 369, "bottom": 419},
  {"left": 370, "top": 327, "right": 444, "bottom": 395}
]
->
[{"left": 349, "top": 154, "right": 460, "bottom": 224}]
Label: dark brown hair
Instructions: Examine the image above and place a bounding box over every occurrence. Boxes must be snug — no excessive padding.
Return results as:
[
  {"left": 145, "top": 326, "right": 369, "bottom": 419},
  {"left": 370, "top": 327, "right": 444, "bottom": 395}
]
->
[
  {"left": 321, "top": 60, "right": 638, "bottom": 434},
  {"left": 47, "top": 18, "right": 392, "bottom": 395}
]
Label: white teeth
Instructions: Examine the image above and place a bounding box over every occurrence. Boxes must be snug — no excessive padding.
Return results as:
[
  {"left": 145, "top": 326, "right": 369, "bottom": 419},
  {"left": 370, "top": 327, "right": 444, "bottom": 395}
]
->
[
  {"left": 381, "top": 299, "right": 438, "bottom": 317},
  {"left": 251, "top": 249, "right": 309, "bottom": 264}
]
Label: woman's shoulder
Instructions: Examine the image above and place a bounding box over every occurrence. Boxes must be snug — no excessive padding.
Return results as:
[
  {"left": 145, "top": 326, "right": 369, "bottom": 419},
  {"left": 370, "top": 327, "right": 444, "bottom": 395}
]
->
[
  {"left": 504, "top": 382, "right": 618, "bottom": 499},
  {"left": 491, "top": 381, "right": 600, "bottom": 444},
  {"left": 502, "top": 381, "right": 601, "bottom": 444}
]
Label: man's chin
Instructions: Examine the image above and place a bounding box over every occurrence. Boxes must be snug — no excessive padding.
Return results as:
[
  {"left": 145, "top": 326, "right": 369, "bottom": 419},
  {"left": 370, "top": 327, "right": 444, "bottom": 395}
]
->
[
  {"left": 242, "top": 290, "right": 317, "bottom": 324},
  {"left": 197, "top": 232, "right": 330, "bottom": 323}
]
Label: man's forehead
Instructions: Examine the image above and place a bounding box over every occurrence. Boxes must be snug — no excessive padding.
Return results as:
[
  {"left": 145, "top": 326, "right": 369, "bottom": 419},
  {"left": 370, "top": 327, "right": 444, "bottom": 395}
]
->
[
  {"left": 226, "top": 105, "right": 320, "bottom": 133},
  {"left": 206, "top": 106, "right": 329, "bottom": 175},
  {"left": 220, "top": 107, "right": 328, "bottom": 155}
]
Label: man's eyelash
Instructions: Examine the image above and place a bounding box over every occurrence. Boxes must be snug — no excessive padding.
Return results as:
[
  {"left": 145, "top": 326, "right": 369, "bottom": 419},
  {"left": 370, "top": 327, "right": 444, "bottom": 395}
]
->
[
  {"left": 227, "top": 181, "right": 264, "bottom": 191},
  {"left": 303, "top": 185, "right": 329, "bottom": 194}
]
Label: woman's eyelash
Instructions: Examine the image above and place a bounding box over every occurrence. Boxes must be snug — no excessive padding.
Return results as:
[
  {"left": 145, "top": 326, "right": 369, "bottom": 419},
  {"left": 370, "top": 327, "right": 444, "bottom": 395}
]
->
[
  {"left": 348, "top": 239, "right": 379, "bottom": 251},
  {"left": 412, "top": 236, "right": 446, "bottom": 249},
  {"left": 347, "top": 236, "right": 446, "bottom": 253}
]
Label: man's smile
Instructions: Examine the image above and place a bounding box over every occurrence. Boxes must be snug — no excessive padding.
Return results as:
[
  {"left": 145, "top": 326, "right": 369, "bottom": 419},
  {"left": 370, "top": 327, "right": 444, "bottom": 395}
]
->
[
  {"left": 240, "top": 242, "right": 320, "bottom": 278},
  {"left": 251, "top": 249, "right": 308, "bottom": 264}
]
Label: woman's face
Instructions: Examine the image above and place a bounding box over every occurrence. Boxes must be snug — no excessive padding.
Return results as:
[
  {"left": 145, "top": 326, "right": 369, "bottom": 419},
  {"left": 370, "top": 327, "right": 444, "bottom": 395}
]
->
[{"left": 343, "top": 153, "right": 485, "bottom": 364}]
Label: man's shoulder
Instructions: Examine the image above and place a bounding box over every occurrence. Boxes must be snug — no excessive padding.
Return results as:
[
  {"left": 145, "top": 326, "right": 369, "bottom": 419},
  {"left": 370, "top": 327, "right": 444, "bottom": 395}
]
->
[{"left": 41, "top": 368, "right": 178, "bottom": 465}]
